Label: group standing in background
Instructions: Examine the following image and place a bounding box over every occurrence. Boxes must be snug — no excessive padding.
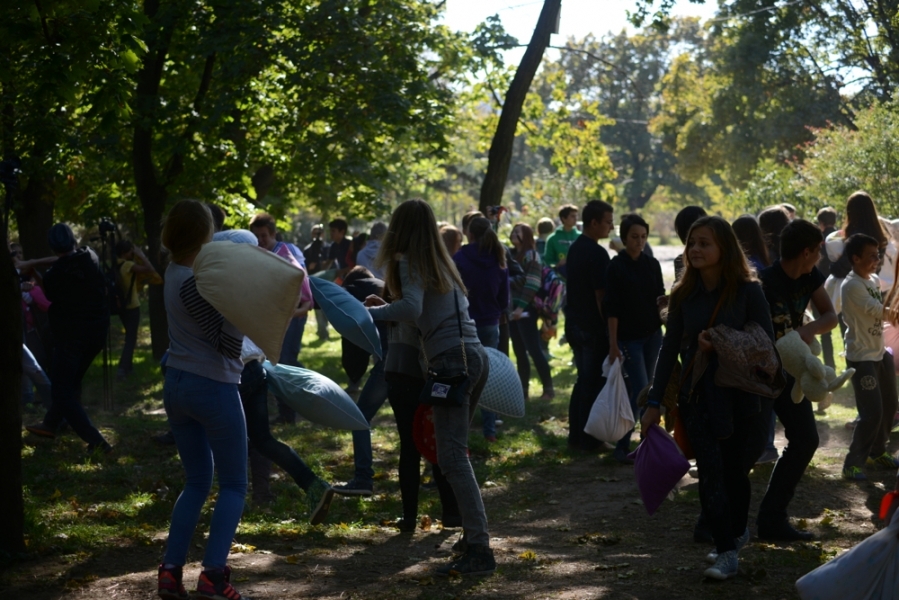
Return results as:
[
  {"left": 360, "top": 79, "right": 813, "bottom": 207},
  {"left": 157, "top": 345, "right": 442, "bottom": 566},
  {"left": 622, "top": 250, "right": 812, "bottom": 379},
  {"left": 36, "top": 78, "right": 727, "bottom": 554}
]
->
[{"left": 14, "top": 188, "right": 899, "bottom": 593}]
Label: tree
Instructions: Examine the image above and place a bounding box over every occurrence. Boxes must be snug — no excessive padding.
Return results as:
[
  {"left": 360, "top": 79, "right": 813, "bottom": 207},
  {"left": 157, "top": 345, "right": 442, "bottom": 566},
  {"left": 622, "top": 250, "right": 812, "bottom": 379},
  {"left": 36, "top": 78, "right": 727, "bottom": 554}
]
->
[
  {"left": 130, "top": 0, "right": 464, "bottom": 357},
  {"left": 650, "top": 7, "right": 846, "bottom": 189},
  {"left": 797, "top": 103, "right": 899, "bottom": 216},
  {"left": 0, "top": 1, "right": 143, "bottom": 258},
  {"left": 479, "top": 0, "right": 561, "bottom": 213},
  {"left": 547, "top": 21, "right": 705, "bottom": 210}
]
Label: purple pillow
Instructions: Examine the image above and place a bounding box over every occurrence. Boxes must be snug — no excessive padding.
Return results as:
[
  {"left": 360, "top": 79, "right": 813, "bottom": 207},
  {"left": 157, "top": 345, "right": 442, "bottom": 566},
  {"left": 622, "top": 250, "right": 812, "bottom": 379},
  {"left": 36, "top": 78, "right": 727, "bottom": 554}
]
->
[{"left": 628, "top": 424, "right": 690, "bottom": 516}]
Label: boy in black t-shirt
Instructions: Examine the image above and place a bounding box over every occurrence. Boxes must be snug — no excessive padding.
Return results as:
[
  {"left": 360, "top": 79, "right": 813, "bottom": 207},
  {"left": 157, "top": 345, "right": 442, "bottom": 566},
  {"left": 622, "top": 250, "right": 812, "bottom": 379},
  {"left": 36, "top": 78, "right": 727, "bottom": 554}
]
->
[
  {"left": 565, "top": 200, "right": 614, "bottom": 452},
  {"left": 755, "top": 219, "right": 838, "bottom": 541}
]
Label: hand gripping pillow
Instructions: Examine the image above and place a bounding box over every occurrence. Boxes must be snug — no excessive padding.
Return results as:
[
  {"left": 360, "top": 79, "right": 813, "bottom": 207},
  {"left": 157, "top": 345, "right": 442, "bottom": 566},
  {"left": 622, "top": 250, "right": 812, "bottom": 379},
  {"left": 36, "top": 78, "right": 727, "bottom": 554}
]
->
[
  {"left": 478, "top": 347, "right": 525, "bottom": 418},
  {"left": 193, "top": 242, "right": 303, "bottom": 364},
  {"left": 628, "top": 424, "right": 690, "bottom": 516},
  {"left": 308, "top": 276, "right": 382, "bottom": 360},
  {"left": 262, "top": 361, "right": 369, "bottom": 430}
]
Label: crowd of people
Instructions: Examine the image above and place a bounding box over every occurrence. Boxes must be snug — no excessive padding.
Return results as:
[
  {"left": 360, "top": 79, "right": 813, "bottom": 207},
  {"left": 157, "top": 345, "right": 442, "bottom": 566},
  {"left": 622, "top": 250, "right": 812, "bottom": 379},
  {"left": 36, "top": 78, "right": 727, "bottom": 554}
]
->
[{"left": 12, "top": 191, "right": 899, "bottom": 598}]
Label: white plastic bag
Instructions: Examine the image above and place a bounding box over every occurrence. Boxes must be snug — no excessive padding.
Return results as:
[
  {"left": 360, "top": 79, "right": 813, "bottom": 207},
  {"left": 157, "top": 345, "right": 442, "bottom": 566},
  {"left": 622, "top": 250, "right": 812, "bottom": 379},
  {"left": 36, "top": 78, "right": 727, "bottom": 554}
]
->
[
  {"left": 584, "top": 357, "right": 634, "bottom": 443},
  {"left": 796, "top": 509, "right": 899, "bottom": 600}
]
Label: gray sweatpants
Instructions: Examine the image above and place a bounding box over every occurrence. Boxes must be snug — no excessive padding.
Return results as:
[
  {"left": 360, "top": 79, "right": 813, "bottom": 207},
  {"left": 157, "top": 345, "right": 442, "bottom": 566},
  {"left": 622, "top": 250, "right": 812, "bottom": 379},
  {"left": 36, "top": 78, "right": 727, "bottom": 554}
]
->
[
  {"left": 431, "top": 343, "right": 491, "bottom": 547},
  {"left": 845, "top": 353, "right": 898, "bottom": 470}
]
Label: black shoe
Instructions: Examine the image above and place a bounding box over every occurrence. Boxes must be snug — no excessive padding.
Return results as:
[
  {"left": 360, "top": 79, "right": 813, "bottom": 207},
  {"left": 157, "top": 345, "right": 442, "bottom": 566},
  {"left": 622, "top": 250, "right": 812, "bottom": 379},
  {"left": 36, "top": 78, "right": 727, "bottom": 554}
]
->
[
  {"left": 153, "top": 430, "right": 177, "bottom": 445},
  {"left": 757, "top": 519, "right": 814, "bottom": 542},
  {"left": 436, "top": 543, "right": 495, "bottom": 577},
  {"left": 332, "top": 478, "right": 374, "bottom": 497},
  {"left": 87, "top": 441, "right": 113, "bottom": 457},
  {"left": 451, "top": 533, "right": 468, "bottom": 553},
  {"left": 612, "top": 448, "right": 634, "bottom": 465},
  {"left": 395, "top": 518, "right": 417, "bottom": 533}
]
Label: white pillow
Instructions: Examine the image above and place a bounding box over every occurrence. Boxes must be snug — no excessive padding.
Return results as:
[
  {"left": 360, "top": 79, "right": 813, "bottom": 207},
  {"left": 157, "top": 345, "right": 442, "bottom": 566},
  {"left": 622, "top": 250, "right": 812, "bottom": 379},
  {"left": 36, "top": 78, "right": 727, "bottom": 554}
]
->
[{"left": 193, "top": 242, "right": 303, "bottom": 363}]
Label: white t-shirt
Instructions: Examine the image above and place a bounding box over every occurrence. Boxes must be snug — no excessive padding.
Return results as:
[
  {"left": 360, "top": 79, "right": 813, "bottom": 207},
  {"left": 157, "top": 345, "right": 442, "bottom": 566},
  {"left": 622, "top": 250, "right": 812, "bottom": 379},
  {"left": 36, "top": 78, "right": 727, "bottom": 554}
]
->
[{"left": 840, "top": 270, "right": 885, "bottom": 362}]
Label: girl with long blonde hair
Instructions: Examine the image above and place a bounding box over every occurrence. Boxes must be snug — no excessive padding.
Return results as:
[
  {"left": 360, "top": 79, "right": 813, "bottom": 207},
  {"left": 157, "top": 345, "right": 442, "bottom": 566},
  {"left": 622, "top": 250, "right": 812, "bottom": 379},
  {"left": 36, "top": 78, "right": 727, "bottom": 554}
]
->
[{"left": 366, "top": 198, "right": 495, "bottom": 576}]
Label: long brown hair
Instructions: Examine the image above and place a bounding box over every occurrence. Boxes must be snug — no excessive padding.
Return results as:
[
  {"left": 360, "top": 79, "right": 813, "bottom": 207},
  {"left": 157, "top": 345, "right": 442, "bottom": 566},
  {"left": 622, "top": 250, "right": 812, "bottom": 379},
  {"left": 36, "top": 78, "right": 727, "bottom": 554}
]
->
[
  {"left": 670, "top": 216, "right": 755, "bottom": 312},
  {"left": 467, "top": 217, "right": 506, "bottom": 268},
  {"left": 732, "top": 214, "right": 771, "bottom": 268},
  {"left": 512, "top": 223, "right": 537, "bottom": 263},
  {"left": 376, "top": 198, "right": 467, "bottom": 299},
  {"left": 845, "top": 191, "right": 888, "bottom": 248}
]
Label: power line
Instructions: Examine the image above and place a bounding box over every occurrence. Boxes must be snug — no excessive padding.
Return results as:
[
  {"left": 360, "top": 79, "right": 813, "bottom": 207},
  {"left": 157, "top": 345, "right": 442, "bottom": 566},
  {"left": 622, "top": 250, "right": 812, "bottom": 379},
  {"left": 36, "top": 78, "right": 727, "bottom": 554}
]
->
[{"left": 708, "top": 0, "right": 803, "bottom": 23}]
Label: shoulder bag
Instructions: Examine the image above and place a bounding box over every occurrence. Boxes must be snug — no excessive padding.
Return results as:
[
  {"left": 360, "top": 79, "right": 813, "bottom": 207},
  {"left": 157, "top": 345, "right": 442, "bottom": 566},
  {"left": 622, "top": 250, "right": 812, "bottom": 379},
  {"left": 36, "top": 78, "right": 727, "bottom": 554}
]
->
[{"left": 419, "top": 290, "right": 470, "bottom": 407}]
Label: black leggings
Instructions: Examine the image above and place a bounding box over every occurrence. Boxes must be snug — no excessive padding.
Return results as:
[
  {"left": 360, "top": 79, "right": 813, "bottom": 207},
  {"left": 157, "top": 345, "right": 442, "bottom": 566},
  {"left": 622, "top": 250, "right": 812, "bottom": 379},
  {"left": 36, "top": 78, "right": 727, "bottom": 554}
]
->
[
  {"left": 387, "top": 375, "right": 458, "bottom": 522},
  {"left": 681, "top": 388, "right": 761, "bottom": 554}
]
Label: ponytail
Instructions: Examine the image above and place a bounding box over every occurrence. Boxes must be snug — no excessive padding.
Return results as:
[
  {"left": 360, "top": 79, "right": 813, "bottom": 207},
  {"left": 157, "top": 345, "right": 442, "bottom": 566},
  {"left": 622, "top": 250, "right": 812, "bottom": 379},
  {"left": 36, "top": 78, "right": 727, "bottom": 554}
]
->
[{"left": 468, "top": 217, "right": 506, "bottom": 268}]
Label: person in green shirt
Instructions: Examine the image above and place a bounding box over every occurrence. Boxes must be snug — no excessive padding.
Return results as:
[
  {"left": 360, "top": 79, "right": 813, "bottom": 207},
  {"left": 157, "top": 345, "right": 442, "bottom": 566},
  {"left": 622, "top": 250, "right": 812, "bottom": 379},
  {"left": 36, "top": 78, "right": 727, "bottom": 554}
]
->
[{"left": 544, "top": 204, "right": 581, "bottom": 269}]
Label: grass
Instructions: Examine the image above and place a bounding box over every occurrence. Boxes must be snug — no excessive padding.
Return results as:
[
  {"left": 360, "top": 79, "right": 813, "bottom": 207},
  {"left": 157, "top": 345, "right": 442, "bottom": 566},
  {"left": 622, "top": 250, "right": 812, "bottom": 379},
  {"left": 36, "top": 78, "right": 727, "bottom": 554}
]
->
[{"left": 8, "top": 300, "right": 889, "bottom": 597}]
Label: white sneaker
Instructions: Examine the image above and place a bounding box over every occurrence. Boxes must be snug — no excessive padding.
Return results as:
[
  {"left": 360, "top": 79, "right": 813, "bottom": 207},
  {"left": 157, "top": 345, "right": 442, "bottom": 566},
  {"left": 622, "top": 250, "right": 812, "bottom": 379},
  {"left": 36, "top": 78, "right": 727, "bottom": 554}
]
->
[
  {"left": 703, "top": 549, "right": 738, "bottom": 580},
  {"left": 705, "top": 527, "right": 750, "bottom": 564}
]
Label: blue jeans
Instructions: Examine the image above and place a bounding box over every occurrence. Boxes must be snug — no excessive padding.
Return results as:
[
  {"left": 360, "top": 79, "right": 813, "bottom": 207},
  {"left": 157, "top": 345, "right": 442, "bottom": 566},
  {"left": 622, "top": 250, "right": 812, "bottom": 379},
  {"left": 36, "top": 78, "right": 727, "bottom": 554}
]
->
[
  {"left": 276, "top": 315, "right": 307, "bottom": 422},
  {"left": 350, "top": 358, "right": 389, "bottom": 484},
  {"left": 43, "top": 326, "right": 109, "bottom": 447},
  {"left": 239, "top": 360, "right": 316, "bottom": 490},
  {"left": 22, "top": 342, "right": 52, "bottom": 409},
  {"left": 163, "top": 368, "right": 247, "bottom": 569},
  {"left": 615, "top": 329, "right": 663, "bottom": 453},
  {"left": 476, "top": 324, "right": 500, "bottom": 437}
]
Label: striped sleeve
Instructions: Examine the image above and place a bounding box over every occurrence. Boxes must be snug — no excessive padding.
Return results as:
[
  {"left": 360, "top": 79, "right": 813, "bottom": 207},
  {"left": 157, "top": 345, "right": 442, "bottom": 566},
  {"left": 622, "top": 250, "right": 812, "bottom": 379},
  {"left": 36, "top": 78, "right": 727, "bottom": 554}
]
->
[
  {"left": 179, "top": 276, "right": 243, "bottom": 358},
  {"left": 515, "top": 251, "right": 543, "bottom": 309}
]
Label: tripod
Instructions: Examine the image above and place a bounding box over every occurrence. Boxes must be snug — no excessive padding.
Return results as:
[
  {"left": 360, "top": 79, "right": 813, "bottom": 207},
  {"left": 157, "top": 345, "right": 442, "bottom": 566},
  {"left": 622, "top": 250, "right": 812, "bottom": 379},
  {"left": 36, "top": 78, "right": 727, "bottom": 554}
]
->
[{"left": 97, "top": 225, "right": 117, "bottom": 411}]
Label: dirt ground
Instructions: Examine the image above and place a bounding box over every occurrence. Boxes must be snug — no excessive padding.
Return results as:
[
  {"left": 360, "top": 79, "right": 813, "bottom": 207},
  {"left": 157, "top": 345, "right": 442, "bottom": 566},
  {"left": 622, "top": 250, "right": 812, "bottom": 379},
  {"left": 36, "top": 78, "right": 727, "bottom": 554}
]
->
[{"left": 2, "top": 394, "right": 894, "bottom": 600}]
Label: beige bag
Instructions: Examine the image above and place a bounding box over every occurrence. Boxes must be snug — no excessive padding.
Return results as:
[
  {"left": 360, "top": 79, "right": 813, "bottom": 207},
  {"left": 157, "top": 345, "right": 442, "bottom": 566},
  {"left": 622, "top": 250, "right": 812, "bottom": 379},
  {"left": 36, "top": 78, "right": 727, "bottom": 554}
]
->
[
  {"left": 193, "top": 242, "right": 304, "bottom": 363},
  {"left": 707, "top": 321, "right": 786, "bottom": 398}
]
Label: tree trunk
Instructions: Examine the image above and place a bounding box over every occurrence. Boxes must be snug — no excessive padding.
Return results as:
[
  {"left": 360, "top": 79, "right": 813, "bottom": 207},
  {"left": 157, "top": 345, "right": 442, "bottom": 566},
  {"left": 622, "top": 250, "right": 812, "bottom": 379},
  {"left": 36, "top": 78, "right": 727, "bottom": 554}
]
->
[
  {"left": 0, "top": 229, "right": 25, "bottom": 554},
  {"left": 13, "top": 174, "right": 55, "bottom": 259},
  {"left": 132, "top": 0, "right": 176, "bottom": 360},
  {"left": 479, "top": 0, "right": 561, "bottom": 212}
]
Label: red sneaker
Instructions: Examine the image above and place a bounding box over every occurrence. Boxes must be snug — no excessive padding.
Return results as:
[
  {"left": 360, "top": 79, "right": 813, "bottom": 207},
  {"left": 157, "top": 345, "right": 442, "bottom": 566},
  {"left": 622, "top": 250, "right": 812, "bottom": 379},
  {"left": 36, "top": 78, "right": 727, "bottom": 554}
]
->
[
  {"left": 157, "top": 564, "right": 189, "bottom": 600},
  {"left": 195, "top": 567, "right": 247, "bottom": 600}
]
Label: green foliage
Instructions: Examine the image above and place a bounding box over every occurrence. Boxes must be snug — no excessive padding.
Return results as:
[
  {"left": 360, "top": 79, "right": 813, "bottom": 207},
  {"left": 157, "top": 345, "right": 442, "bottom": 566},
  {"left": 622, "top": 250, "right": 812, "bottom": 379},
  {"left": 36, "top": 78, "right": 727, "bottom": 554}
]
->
[
  {"left": 551, "top": 21, "right": 705, "bottom": 211},
  {"left": 519, "top": 68, "right": 617, "bottom": 211},
  {"left": 651, "top": 11, "right": 845, "bottom": 190},
  {"left": 0, "top": 1, "right": 145, "bottom": 209},
  {"left": 727, "top": 159, "right": 809, "bottom": 219},
  {"left": 798, "top": 104, "right": 899, "bottom": 217}
]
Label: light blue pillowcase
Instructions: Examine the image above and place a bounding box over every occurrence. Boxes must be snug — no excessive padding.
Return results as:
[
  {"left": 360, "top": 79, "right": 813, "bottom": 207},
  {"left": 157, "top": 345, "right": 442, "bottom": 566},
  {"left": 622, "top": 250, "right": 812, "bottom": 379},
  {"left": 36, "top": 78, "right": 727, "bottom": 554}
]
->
[
  {"left": 262, "top": 361, "right": 369, "bottom": 430},
  {"left": 308, "top": 277, "right": 382, "bottom": 360}
]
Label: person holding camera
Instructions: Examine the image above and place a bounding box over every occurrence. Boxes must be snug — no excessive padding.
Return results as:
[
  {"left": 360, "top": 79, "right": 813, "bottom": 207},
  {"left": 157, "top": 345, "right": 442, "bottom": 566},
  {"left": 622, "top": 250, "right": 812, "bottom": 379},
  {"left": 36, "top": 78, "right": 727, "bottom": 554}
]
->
[
  {"left": 26, "top": 223, "right": 113, "bottom": 455},
  {"left": 115, "top": 240, "right": 159, "bottom": 380}
]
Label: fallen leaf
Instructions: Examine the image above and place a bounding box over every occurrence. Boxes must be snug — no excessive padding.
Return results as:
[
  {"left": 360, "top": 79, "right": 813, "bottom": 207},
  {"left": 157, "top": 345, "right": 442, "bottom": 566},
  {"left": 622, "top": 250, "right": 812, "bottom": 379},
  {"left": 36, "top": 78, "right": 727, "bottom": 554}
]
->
[{"left": 519, "top": 550, "right": 538, "bottom": 561}]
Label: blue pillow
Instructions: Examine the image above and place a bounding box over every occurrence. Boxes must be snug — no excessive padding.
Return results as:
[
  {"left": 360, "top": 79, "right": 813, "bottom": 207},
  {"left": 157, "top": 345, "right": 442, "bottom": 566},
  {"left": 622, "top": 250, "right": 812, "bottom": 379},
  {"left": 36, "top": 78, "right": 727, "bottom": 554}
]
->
[
  {"left": 308, "top": 277, "right": 382, "bottom": 360},
  {"left": 478, "top": 347, "right": 525, "bottom": 417},
  {"left": 262, "top": 361, "right": 369, "bottom": 430}
]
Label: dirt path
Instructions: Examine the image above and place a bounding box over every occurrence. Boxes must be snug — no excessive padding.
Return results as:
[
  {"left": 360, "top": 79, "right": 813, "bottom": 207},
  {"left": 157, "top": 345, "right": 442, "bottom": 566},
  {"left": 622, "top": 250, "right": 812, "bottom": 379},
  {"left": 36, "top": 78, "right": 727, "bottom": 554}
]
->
[{"left": 4, "top": 387, "right": 895, "bottom": 600}]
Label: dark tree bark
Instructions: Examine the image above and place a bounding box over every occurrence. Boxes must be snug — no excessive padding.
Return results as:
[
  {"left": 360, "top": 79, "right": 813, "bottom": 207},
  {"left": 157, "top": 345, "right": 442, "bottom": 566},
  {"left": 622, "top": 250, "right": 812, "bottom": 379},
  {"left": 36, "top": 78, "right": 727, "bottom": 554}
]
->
[
  {"left": 132, "top": 1, "right": 216, "bottom": 360},
  {"left": 13, "top": 174, "right": 54, "bottom": 259},
  {"left": 479, "top": 0, "right": 561, "bottom": 212},
  {"left": 0, "top": 232, "right": 25, "bottom": 554},
  {"left": 132, "top": 0, "right": 176, "bottom": 360}
]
